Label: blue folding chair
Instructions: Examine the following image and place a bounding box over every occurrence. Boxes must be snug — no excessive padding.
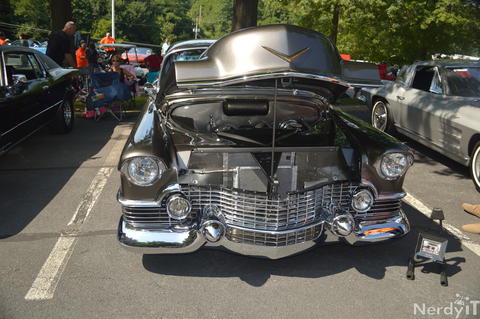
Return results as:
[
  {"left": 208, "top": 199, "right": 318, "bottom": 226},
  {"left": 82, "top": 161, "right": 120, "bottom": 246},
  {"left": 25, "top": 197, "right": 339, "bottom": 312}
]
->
[{"left": 86, "top": 72, "right": 132, "bottom": 121}]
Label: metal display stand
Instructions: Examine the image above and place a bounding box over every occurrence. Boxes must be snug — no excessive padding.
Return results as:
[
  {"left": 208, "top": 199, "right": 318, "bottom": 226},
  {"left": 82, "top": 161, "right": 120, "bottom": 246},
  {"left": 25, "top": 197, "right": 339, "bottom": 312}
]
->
[{"left": 406, "top": 208, "right": 449, "bottom": 287}]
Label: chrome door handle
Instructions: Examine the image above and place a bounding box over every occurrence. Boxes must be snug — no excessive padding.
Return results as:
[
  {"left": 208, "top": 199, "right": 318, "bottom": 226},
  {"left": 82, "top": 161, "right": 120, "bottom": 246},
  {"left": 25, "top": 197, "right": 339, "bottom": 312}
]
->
[{"left": 396, "top": 95, "right": 405, "bottom": 100}]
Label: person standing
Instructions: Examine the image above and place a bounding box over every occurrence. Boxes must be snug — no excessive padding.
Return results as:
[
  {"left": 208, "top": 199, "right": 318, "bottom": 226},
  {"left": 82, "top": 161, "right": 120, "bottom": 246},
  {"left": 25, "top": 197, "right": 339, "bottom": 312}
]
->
[
  {"left": 86, "top": 42, "right": 100, "bottom": 75},
  {"left": 19, "top": 34, "right": 29, "bottom": 47},
  {"left": 46, "top": 21, "right": 77, "bottom": 67},
  {"left": 144, "top": 48, "right": 163, "bottom": 83},
  {"left": 100, "top": 32, "right": 116, "bottom": 52},
  {"left": 161, "top": 39, "right": 170, "bottom": 56},
  {"left": 0, "top": 32, "right": 9, "bottom": 45},
  {"left": 76, "top": 40, "right": 88, "bottom": 69}
]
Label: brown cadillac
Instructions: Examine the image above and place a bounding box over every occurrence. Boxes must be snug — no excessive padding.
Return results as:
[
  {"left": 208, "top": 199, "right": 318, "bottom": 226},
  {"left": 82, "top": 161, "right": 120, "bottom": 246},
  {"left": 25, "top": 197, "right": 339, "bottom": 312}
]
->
[{"left": 117, "top": 25, "right": 414, "bottom": 259}]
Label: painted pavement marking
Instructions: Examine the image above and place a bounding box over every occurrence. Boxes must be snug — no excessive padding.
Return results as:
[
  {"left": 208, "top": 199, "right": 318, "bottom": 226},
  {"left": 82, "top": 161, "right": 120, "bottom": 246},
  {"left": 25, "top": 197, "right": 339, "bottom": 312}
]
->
[
  {"left": 25, "top": 127, "right": 128, "bottom": 301},
  {"left": 403, "top": 193, "right": 480, "bottom": 257}
]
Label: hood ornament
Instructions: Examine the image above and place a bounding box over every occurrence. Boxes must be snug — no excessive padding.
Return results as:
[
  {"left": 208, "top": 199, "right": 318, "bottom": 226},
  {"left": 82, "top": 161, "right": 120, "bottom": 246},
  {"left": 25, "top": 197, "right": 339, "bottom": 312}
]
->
[{"left": 262, "top": 46, "right": 310, "bottom": 63}]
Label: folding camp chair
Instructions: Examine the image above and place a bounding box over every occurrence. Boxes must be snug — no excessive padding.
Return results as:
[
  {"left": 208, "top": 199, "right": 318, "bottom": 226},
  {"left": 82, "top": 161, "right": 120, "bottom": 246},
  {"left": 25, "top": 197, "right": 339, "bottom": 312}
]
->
[{"left": 86, "top": 72, "right": 131, "bottom": 121}]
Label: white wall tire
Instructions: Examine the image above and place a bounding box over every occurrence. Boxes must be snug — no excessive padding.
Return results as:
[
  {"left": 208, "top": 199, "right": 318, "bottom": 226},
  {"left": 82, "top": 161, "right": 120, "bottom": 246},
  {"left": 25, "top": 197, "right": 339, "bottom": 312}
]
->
[
  {"left": 50, "top": 98, "right": 74, "bottom": 134},
  {"left": 371, "top": 100, "right": 393, "bottom": 134},
  {"left": 470, "top": 142, "right": 480, "bottom": 192}
]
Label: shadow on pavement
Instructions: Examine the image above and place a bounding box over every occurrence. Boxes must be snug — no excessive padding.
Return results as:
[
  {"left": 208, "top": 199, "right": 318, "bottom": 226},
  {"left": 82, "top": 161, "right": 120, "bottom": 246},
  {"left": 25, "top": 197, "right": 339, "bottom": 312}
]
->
[
  {"left": 142, "top": 202, "right": 466, "bottom": 287},
  {"left": 0, "top": 117, "right": 119, "bottom": 238}
]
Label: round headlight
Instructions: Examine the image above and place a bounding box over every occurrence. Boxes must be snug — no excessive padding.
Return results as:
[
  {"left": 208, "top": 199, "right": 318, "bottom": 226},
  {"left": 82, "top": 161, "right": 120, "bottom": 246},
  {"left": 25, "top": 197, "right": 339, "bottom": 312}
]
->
[
  {"left": 166, "top": 195, "right": 192, "bottom": 220},
  {"left": 380, "top": 153, "right": 411, "bottom": 179},
  {"left": 352, "top": 189, "right": 374, "bottom": 212},
  {"left": 126, "top": 157, "right": 162, "bottom": 186}
]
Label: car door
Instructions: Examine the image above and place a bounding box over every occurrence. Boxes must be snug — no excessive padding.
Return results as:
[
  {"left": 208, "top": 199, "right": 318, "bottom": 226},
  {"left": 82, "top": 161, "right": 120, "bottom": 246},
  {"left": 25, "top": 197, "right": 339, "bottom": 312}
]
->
[
  {"left": 395, "top": 65, "right": 435, "bottom": 141},
  {"left": 0, "top": 51, "right": 50, "bottom": 151}
]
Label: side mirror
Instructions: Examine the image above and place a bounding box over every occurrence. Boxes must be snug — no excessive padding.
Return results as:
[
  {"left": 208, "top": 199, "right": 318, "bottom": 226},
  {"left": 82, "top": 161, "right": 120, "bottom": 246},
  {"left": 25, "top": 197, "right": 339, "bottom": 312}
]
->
[
  {"left": 143, "top": 82, "right": 158, "bottom": 97},
  {"left": 429, "top": 86, "right": 443, "bottom": 95},
  {"left": 13, "top": 74, "right": 27, "bottom": 84}
]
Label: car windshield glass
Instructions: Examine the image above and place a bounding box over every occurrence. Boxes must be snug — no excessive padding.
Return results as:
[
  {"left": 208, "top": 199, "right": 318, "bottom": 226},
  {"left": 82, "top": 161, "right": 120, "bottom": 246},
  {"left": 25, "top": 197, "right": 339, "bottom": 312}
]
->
[
  {"left": 445, "top": 67, "right": 480, "bottom": 97},
  {"left": 172, "top": 49, "right": 205, "bottom": 62},
  {"left": 128, "top": 48, "right": 151, "bottom": 55}
]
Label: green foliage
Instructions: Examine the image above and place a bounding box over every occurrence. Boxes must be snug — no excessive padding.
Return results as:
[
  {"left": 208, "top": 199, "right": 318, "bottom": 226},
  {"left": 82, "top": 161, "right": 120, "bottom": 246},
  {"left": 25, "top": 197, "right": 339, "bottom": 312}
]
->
[
  {"left": 11, "top": 0, "right": 50, "bottom": 39},
  {"left": 189, "top": 0, "right": 232, "bottom": 39},
  {"left": 5, "top": 0, "right": 479, "bottom": 63},
  {"left": 288, "top": 0, "right": 480, "bottom": 64}
]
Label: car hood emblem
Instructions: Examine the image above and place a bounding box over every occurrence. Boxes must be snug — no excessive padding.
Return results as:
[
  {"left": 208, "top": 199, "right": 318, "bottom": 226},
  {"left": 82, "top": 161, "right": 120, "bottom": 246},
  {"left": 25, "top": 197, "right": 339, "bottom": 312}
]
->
[{"left": 261, "top": 46, "right": 310, "bottom": 63}]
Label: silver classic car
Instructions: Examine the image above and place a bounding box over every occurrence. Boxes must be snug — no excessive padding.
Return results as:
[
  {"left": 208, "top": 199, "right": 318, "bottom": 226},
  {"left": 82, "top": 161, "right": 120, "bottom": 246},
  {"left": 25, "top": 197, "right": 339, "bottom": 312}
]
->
[
  {"left": 117, "top": 25, "right": 413, "bottom": 259},
  {"left": 364, "top": 61, "right": 480, "bottom": 191}
]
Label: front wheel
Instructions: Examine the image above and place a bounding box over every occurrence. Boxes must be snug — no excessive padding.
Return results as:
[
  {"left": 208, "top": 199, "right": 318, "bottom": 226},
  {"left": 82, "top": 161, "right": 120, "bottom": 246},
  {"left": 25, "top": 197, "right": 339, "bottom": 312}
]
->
[
  {"left": 50, "top": 98, "right": 74, "bottom": 134},
  {"left": 470, "top": 142, "right": 480, "bottom": 192},
  {"left": 371, "top": 100, "right": 394, "bottom": 134}
]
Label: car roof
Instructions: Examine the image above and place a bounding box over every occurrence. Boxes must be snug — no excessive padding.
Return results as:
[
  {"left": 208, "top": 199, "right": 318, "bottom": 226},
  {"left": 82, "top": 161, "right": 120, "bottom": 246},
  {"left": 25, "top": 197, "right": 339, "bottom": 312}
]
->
[
  {"left": 99, "top": 43, "right": 137, "bottom": 49},
  {"left": 167, "top": 39, "right": 215, "bottom": 54},
  {"left": 413, "top": 61, "right": 480, "bottom": 68},
  {"left": 0, "top": 45, "right": 41, "bottom": 54}
]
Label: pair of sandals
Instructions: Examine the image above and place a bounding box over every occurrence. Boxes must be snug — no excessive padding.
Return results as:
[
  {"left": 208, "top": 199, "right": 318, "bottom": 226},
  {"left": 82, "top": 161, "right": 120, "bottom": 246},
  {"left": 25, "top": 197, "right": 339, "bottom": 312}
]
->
[{"left": 462, "top": 203, "right": 480, "bottom": 234}]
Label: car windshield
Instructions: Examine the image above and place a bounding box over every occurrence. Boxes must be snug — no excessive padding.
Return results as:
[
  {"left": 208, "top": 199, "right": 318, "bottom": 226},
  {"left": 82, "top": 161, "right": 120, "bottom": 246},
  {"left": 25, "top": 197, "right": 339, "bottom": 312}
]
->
[
  {"left": 445, "top": 67, "right": 480, "bottom": 97},
  {"left": 172, "top": 49, "right": 205, "bottom": 62},
  {"left": 128, "top": 47, "right": 151, "bottom": 55}
]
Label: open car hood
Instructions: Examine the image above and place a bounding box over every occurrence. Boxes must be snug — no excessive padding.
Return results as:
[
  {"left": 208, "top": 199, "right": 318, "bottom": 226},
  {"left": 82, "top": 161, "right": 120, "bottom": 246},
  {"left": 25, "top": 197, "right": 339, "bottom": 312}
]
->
[{"left": 174, "top": 24, "right": 381, "bottom": 99}]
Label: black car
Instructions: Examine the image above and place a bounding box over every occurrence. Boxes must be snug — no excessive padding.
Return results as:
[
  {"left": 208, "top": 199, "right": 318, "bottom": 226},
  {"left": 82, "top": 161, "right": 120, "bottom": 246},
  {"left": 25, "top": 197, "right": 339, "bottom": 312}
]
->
[
  {"left": 0, "top": 46, "right": 77, "bottom": 154},
  {"left": 117, "top": 25, "right": 414, "bottom": 259}
]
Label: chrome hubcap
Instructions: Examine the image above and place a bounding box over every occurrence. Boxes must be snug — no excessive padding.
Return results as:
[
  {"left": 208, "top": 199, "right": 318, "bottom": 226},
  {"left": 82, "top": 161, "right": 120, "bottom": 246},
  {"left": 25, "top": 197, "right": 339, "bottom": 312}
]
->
[
  {"left": 63, "top": 101, "right": 72, "bottom": 126},
  {"left": 373, "top": 103, "right": 387, "bottom": 131}
]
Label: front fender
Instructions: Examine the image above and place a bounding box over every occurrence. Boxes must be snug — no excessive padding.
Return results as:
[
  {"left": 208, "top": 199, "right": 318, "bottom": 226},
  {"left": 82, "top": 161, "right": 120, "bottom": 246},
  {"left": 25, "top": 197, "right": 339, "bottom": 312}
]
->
[{"left": 333, "top": 108, "right": 412, "bottom": 196}]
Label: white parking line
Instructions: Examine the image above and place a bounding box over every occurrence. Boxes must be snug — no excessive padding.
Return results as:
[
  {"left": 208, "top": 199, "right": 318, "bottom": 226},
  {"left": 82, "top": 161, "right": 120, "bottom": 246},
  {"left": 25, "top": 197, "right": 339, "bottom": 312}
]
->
[
  {"left": 25, "top": 167, "right": 113, "bottom": 300},
  {"left": 25, "top": 127, "right": 129, "bottom": 301},
  {"left": 403, "top": 193, "right": 480, "bottom": 257}
]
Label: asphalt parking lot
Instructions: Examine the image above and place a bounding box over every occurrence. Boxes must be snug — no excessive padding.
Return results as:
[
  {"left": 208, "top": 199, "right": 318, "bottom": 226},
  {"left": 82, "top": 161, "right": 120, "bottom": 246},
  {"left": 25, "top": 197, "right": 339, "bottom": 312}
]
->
[{"left": 1, "top": 106, "right": 479, "bottom": 319}]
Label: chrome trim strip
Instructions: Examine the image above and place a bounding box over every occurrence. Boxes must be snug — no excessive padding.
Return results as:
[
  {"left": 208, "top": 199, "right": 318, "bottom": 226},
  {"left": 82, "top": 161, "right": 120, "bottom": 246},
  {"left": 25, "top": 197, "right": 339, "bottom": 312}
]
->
[
  {"left": 227, "top": 220, "right": 325, "bottom": 235},
  {"left": 177, "top": 72, "right": 350, "bottom": 88},
  {"left": 1, "top": 100, "right": 62, "bottom": 137},
  {"left": 117, "top": 191, "right": 160, "bottom": 207}
]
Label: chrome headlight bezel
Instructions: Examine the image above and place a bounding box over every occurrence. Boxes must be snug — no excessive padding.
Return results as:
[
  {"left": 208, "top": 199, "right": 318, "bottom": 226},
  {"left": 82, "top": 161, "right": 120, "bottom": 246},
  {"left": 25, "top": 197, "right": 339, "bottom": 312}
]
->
[
  {"left": 351, "top": 188, "right": 374, "bottom": 213},
  {"left": 122, "top": 156, "right": 165, "bottom": 186},
  {"left": 166, "top": 194, "right": 192, "bottom": 220},
  {"left": 379, "top": 152, "right": 413, "bottom": 180}
]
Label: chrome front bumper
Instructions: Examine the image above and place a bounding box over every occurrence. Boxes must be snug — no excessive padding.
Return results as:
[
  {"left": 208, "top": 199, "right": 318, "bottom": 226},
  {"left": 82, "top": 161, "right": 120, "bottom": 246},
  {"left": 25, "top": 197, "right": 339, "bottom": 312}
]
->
[{"left": 118, "top": 210, "right": 410, "bottom": 259}]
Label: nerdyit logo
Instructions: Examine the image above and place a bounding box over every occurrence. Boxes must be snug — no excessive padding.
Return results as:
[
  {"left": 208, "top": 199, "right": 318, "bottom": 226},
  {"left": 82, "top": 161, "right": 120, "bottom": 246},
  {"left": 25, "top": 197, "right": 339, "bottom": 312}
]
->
[{"left": 413, "top": 294, "right": 480, "bottom": 318}]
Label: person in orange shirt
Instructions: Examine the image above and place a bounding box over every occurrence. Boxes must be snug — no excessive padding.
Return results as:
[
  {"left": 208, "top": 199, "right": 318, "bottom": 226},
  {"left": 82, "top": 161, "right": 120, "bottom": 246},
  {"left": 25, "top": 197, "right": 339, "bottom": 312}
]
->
[
  {"left": 0, "top": 32, "right": 10, "bottom": 45},
  {"left": 100, "top": 32, "right": 115, "bottom": 52},
  {"left": 76, "top": 40, "right": 89, "bottom": 68}
]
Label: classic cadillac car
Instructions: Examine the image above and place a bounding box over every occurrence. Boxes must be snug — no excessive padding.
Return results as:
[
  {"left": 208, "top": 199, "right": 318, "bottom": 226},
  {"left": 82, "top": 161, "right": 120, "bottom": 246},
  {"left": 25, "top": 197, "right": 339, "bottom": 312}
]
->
[
  {"left": 364, "top": 61, "right": 480, "bottom": 191},
  {"left": 117, "top": 25, "right": 414, "bottom": 259},
  {"left": 0, "top": 46, "right": 77, "bottom": 154}
]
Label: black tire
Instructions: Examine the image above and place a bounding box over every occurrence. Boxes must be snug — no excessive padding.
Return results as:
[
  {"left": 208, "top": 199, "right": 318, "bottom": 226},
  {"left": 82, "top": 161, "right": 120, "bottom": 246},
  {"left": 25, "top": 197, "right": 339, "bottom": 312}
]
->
[
  {"left": 470, "top": 142, "right": 480, "bottom": 192},
  {"left": 371, "top": 100, "right": 394, "bottom": 134},
  {"left": 50, "top": 97, "right": 74, "bottom": 134}
]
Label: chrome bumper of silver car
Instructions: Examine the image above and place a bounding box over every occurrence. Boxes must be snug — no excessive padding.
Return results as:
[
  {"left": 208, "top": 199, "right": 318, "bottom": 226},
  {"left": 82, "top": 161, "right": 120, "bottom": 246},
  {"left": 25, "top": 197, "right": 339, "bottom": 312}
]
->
[{"left": 117, "top": 210, "right": 410, "bottom": 259}]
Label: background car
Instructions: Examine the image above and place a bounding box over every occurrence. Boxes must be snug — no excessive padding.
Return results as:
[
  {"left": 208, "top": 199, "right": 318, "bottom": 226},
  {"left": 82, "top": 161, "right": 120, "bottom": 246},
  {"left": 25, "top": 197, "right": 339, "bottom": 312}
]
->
[
  {"left": 0, "top": 46, "right": 77, "bottom": 154},
  {"left": 362, "top": 61, "right": 480, "bottom": 190},
  {"left": 10, "top": 39, "right": 47, "bottom": 54},
  {"left": 146, "top": 39, "right": 215, "bottom": 91},
  {"left": 121, "top": 47, "right": 151, "bottom": 66}
]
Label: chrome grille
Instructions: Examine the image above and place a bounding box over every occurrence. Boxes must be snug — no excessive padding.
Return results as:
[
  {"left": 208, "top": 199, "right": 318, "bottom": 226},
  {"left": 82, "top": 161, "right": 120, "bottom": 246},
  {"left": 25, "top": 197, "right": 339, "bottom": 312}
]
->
[
  {"left": 121, "top": 184, "right": 403, "bottom": 229},
  {"left": 353, "top": 199, "right": 402, "bottom": 220},
  {"left": 226, "top": 225, "right": 323, "bottom": 247},
  {"left": 183, "top": 183, "right": 356, "bottom": 231},
  {"left": 122, "top": 206, "right": 196, "bottom": 227}
]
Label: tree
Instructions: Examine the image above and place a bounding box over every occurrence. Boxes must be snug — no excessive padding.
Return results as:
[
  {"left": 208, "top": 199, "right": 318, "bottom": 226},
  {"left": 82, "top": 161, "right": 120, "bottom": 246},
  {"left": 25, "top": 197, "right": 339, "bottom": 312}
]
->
[
  {"left": 11, "top": 0, "right": 50, "bottom": 39},
  {"left": 232, "top": 0, "right": 259, "bottom": 31},
  {"left": 49, "top": 0, "right": 73, "bottom": 31}
]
